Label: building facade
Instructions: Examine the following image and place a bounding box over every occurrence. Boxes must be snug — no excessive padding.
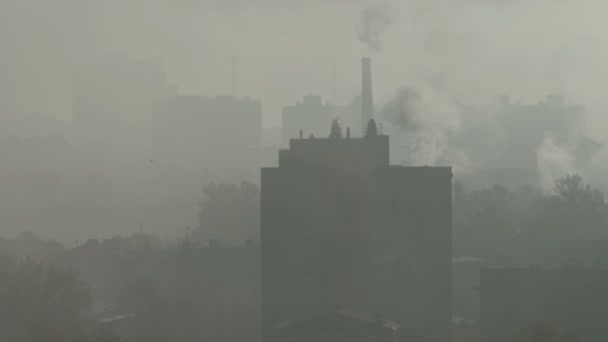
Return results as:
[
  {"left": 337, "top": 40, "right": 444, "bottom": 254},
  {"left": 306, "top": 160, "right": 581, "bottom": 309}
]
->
[{"left": 261, "top": 121, "right": 452, "bottom": 342}]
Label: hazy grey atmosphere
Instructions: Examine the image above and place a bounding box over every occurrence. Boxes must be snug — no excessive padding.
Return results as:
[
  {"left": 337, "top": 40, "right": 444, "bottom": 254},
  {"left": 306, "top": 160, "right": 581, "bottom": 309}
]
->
[{"left": 2, "top": 0, "right": 608, "bottom": 341}]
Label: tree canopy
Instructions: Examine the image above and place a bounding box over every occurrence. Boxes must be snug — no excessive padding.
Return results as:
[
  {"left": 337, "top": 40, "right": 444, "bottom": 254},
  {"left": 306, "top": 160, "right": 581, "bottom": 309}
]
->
[
  {"left": 195, "top": 181, "right": 260, "bottom": 245},
  {"left": 0, "top": 253, "right": 94, "bottom": 342},
  {"left": 454, "top": 174, "right": 608, "bottom": 264},
  {"left": 515, "top": 321, "right": 578, "bottom": 342}
]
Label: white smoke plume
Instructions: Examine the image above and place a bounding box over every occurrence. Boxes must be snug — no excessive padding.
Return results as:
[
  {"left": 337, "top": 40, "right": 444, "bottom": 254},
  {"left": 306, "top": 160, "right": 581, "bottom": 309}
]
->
[
  {"left": 536, "top": 132, "right": 577, "bottom": 190},
  {"left": 356, "top": 3, "right": 391, "bottom": 52},
  {"left": 382, "top": 84, "right": 461, "bottom": 166}
]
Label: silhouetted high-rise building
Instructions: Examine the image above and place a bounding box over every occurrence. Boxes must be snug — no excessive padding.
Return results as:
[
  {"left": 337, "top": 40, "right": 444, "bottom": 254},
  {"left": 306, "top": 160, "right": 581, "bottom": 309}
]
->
[{"left": 261, "top": 118, "right": 452, "bottom": 342}]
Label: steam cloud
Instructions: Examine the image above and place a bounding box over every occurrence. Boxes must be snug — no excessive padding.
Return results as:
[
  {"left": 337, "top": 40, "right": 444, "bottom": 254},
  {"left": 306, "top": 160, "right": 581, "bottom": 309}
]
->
[
  {"left": 536, "top": 133, "right": 577, "bottom": 190},
  {"left": 382, "top": 82, "right": 600, "bottom": 188},
  {"left": 382, "top": 87, "right": 423, "bottom": 133},
  {"left": 356, "top": 3, "right": 391, "bottom": 52},
  {"left": 382, "top": 85, "right": 461, "bottom": 166}
]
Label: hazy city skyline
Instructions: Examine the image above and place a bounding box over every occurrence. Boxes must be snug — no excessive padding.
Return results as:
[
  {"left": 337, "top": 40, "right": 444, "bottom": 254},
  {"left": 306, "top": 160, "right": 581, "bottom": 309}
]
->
[{"left": 2, "top": 0, "right": 608, "bottom": 135}]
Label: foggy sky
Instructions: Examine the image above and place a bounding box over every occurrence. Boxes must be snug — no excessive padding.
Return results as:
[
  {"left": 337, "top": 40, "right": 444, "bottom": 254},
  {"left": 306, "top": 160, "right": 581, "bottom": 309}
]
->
[
  {"left": 2, "top": 0, "right": 608, "bottom": 136},
  {"left": 1, "top": 0, "right": 608, "bottom": 243}
]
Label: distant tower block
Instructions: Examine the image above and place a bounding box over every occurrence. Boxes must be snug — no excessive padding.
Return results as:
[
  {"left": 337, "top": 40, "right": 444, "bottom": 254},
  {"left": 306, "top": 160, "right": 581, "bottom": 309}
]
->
[
  {"left": 361, "top": 58, "right": 374, "bottom": 134},
  {"left": 231, "top": 55, "right": 239, "bottom": 98}
]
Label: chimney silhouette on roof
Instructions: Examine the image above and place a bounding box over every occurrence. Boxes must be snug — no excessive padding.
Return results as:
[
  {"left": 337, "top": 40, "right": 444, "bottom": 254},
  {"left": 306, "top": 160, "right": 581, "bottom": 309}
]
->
[
  {"left": 365, "top": 119, "right": 378, "bottom": 138},
  {"left": 329, "top": 119, "right": 343, "bottom": 139}
]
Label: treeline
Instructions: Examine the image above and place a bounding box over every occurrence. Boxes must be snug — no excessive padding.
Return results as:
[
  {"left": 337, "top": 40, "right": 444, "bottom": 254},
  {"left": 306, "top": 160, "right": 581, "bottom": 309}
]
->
[
  {"left": 191, "top": 177, "right": 608, "bottom": 266},
  {"left": 454, "top": 174, "right": 608, "bottom": 265},
  {"left": 193, "top": 181, "right": 260, "bottom": 245},
  {"left": 0, "top": 254, "right": 100, "bottom": 341}
]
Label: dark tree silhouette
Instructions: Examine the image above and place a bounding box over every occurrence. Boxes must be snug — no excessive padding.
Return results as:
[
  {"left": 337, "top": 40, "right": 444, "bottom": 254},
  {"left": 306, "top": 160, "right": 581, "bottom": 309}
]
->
[
  {"left": 195, "top": 181, "right": 260, "bottom": 244},
  {"left": 453, "top": 174, "right": 608, "bottom": 263},
  {"left": 0, "top": 253, "right": 94, "bottom": 342},
  {"left": 538, "top": 174, "right": 608, "bottom": 240},
  {"left": 515, "top": 321, "right": 578, "bottom": 342},
  {"left": 126, "top": 278, "right": 175, "bottom": 342}
]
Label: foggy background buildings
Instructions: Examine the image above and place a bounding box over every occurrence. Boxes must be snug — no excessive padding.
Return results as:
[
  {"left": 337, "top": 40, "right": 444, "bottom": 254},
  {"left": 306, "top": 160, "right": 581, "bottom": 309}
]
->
[
  {"left": 3, "top": 1, "right": 608, "bottom": 341},
  {"left": 1, "top": 0, "right": 607, "bottom": 243}
]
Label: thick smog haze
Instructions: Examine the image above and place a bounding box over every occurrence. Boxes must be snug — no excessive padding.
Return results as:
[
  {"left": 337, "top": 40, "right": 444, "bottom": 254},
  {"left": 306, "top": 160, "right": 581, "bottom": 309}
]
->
[
  {"left": 0, "top": 0, "right": 605, "bottom": 236},
  {"left": 3, "top": 2, "right": 608, "bottom": 341},
  {"left": 2, "top": 0, "right": 608, "bottom": 130}
]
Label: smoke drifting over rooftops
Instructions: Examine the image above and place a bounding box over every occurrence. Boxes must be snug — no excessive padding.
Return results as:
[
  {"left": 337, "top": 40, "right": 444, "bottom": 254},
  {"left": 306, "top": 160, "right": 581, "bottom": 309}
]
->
[
  {"left": 381, "top": 84, "right": 462, "bottom": 166},
  {"left": 381, "top": 87, "right": 423, "bottom": 134}
]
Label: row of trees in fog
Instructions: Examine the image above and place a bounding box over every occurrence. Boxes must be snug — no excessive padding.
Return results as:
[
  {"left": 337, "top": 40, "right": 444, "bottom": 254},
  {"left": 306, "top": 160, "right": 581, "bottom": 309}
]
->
[
  {"left": 3, "top": 174, "right": 605, "bottom": 341},
  {"left": 454, "top": 174, "right": 608, "bottom": 264},
  {"left": 191, "top": 174, "right": 608, "bottom": 267},
  {"left": 194, "top": 181, "right": 260, "bottom": 245},
  {"left": 0, "top": 251, "right": 257, "bottom": 341},
  {"left": 0, "top": 254, "right": 99, "bottom": 341},
  {"left": 516, "top": 321, "right": 579, "bottom": 342}
]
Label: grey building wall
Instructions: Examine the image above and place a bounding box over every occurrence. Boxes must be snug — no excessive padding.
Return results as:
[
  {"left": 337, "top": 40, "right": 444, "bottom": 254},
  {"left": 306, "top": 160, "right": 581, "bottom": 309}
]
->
[{"left": 261, "top": 133, "right": 451, "bottom": 342}]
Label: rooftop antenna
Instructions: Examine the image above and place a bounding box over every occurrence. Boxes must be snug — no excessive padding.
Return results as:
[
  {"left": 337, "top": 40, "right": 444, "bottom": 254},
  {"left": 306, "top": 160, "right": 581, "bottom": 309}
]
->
[
  {"left": 330, "top": 59, "right": 337, "bottom": 103},
  {"left": 230, "top": 55, "right": 239, "bottom": 98}
]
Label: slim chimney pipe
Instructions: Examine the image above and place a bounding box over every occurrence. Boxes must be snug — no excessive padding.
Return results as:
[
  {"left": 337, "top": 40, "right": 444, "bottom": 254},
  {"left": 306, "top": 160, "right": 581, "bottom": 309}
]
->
[
  {"left": 361, "top": 58, "right": 374, "bottom": 133},
  {"left": 231, "top": 56, "right": 239, "bottom": 98}
]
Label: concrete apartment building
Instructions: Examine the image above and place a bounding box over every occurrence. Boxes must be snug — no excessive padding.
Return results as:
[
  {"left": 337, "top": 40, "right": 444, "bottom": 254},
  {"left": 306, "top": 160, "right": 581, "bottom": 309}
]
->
[{"left": 261, "top": 58, "right": 452, "bottom": 342}]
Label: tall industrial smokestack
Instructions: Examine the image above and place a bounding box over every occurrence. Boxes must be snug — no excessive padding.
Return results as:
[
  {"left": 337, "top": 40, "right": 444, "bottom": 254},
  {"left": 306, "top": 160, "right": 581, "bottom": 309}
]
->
[
  {"left": 230, "top": 55, "right": 239, "bottom": 98},
  {"left": 361, "top": 57, "right": 374, "bottom": 133},
  {"left": 330, "top": 60, "right": 337, "bottom": 103}
]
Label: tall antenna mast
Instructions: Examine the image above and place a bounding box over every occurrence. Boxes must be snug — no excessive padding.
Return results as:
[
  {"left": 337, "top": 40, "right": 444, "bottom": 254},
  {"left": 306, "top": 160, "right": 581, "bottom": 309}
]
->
[
  {"left": 330, "top": 59, "right": 337, "bottom": 103},
  {"left": 230, "top": 55, "right": 239, "bottom": 98}
]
